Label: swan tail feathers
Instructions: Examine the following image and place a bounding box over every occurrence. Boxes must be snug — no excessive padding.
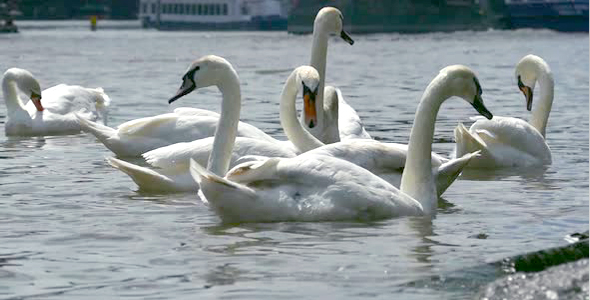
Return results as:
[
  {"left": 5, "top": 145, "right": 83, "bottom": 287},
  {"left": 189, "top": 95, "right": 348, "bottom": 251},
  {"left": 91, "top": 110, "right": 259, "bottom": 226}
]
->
[
  {"left": 106, "top": 157, "right": 178, "bottom": 192},
  {"left": 189, "top": 158, "right": 243, "bottom": 190},
  {"left": 454, "top": 123, "right": 488, "bottom": 159},
  {"left": 225, "top": 157, "right": 280, "bottom": 183},
  {"left": 435, "top": 150, "right": 481, "bottom": 196},
  {"left": 189, "top": 159, "right": 257, "bottom": 212},
  {"left": 76, "top": 113, "right": 117, "bottom": 144}
]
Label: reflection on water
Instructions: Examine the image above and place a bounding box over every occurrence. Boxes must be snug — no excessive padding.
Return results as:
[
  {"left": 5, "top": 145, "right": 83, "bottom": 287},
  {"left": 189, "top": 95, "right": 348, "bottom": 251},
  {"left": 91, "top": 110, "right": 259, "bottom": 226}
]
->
[
  {"left": 1, "top": 136, "right": 47, "bottom": 150},
  {"left": 0, "top": 25, "right": 587, "bottom": 299}
]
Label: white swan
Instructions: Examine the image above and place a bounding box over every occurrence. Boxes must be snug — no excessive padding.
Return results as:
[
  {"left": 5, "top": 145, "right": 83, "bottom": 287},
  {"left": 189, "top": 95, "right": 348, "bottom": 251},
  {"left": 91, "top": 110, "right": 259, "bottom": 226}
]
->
[
  {"left": 106, "top": 56, "right": 321, "bottom": 192},
  {"left": 189, "top": 65, "right": 493, "bottom": 223},
  {"left": 77, "top": 106, "right": 280, "bottom": 157},
  {"left": 2, "top": 68, "right": 110, "bottom": 136},
  {"left": 453, "top": 54, "right": 553, "bottom": 168},
  {"left": 303, "top": 7, "right": 371, "bottom": 143}
]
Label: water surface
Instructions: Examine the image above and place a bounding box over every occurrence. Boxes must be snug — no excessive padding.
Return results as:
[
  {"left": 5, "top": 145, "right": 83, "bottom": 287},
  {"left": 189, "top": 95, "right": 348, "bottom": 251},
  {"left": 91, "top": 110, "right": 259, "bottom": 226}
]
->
[{"left": 0, "top": 23, "right": 588, "bottom": 299}]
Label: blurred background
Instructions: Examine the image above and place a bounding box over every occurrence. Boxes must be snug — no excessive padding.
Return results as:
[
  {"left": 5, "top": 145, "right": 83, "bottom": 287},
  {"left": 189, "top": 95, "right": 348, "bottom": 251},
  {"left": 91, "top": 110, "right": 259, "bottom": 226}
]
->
[{"left": 1, "top": 0, "right": 588, "bottom": 33}]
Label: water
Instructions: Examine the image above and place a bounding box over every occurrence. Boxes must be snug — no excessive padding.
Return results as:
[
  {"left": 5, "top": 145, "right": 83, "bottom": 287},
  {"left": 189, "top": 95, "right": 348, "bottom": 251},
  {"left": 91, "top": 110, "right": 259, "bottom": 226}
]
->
[{"left": 0, "top": 22, "right": 588, "bottom": 299}]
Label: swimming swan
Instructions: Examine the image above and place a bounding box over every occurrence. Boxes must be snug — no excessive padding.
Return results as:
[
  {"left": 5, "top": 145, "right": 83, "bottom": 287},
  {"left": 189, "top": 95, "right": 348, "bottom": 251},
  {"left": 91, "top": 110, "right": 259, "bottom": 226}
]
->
[
  {"left": 189, "top": 65, "right": 493, "bottom": 223},
  {"left": 2, "top": 68, "right": 110, "bottom": 136},
  {"left": 453, "top": 54, "right": 553, "bottom": 168},
  {"left": 303, "top": 7, "right": 371, "bottom": 143},
  {"left": 106, "top": 56, "right": 321, "bottom": 192},
  {"left": 77, "top": 105, "right": 279, "bottom": 157}
]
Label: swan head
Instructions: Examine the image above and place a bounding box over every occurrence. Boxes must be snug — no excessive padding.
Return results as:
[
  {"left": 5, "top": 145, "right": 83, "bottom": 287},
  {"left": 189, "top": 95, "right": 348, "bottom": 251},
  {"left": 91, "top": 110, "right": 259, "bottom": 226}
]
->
[
  {"left": 168, "top": 55, "right": 237, "bottom": 104},
  {"left": 294, "top": 66, "right": 321, "bottom": 129},
  {"left": 515, "top": 54, "right": 549, "bottom": 111},
  {"left": 440, "top": 65, "right": 493, "bottom": 120},
  {"left": 4, "top": 68, "right": 43, "bottom": 111},
  {"left": 314, "top": 7, "right": 354, "bottom": 45}
]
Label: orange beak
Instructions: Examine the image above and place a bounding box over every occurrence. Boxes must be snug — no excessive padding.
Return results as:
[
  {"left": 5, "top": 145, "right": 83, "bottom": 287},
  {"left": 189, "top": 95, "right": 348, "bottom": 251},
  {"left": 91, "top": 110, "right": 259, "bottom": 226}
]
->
[
  {"left": 519, "top": 85, "right": 533, "bottom": 111},
  {"left": 517, "top": 76, "right": 533, "bottom": 111},
  {"left": 303, "top": 88, "right": 317, "bottom": 129},
  {"left": 31, "top": 92, "right": 43, "bottom": 111}
]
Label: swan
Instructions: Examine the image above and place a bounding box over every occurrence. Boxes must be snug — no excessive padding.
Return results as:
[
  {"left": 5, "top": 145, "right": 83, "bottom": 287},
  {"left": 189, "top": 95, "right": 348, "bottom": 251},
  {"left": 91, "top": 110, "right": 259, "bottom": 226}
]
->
[
  {"left": 77, "top": 105, "right": 281, "bottom": 157},
  {"left": 189, "top": 65, "right": 493, "bottom": 223},
  {"left": 303, "top": 7, "right": 371, "bottom": 143},
  {"left": 453, "top": 54, "right": 553, "bottom": 168},
  {"left": 106, "top": 56, "right": 321, "bottom": 192},
  {"left": 2, "top": 68, "right": 110, "bottom": 136}
]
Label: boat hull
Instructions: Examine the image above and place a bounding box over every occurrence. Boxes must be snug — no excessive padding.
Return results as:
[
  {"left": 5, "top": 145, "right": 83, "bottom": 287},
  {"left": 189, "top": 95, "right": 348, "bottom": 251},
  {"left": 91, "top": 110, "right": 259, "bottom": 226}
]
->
[
  {"left": 506, "top": 1, "right": 589, "bottom": 32},
  {"left": 142, "top": 15, "right": 287, "bottom": 31}
]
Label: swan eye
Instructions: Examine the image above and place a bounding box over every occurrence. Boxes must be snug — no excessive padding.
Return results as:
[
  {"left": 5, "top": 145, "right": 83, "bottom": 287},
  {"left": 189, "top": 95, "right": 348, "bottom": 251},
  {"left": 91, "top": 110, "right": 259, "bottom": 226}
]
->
[
  {"left": 517, "top": 75, "right": 525, "bottom": 89},
  {"left": 473, "top": 77, "right": 482, "bottom": 96},
  {"left": 183, "top": 66, "right": 200, "bottom": 80}
]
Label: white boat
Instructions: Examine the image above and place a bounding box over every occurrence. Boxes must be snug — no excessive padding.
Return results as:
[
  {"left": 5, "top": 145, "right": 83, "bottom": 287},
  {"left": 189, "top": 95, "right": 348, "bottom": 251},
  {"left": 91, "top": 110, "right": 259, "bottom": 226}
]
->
[{"left": 139, "top": 0, "right": 287, "bottom": 30}]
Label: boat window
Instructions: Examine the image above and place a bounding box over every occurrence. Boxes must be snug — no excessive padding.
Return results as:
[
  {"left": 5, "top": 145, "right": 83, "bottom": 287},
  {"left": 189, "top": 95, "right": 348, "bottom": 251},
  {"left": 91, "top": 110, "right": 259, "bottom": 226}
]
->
[
  {"left": 179, "top": 4, "right": 184, "bottom": 14},
  {"left": 198, "top": 4, "right": 202, "bottom": 15},
  {"left": 204, "top": 4, "right": 209, "bottom": 15},
  {"left": 142, "top": 3, "right": 147, "bottom": 13},
  {"left": 151, "top": 3, "right": 156, "bottom": 14},
  {"left": 215, "top": 4, "right": 219, "bottom": 15},
  {"left": 162, "top": 4, "right": 166, "bottom": 14},
  {"left": 223, "top": 3, "right": 228, "bottom": 15}
]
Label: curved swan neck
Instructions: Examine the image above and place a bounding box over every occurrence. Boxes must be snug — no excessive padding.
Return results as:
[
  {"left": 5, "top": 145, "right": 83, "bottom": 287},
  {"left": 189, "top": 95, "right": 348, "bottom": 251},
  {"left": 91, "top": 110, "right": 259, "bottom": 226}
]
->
[
  {"left": 2, "top": 72, "right": 27, "bottom": 115},
  {"left": 280, "top": 72, "right": 325, "bottom": 153},
  {"left": 400, "top": 75, "right": 449, "bottom": 215},
  {"left": 307, "top": 27, "right": 328, "bottom": 131},
  {"left": 207, "top": 70, "right": 241, "bottom": 176},
  {"left": 529, "top": 71, "right": 553, "bottom": 138}
]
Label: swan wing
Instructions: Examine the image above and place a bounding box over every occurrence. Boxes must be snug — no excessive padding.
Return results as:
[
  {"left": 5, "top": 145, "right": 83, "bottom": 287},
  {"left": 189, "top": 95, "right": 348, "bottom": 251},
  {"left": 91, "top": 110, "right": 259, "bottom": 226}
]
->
[
  {"left": 104, "top": 138, "right": 295, "bottom": 193},
  {"left": 32, "top": 84, "right": 110, "bottom": 121},
  {"left": 306, "top": 140, "right": 445, "bottom": 174},
  {"left": 143, "top": 137, "right": 297, "bottom": 173},
  {"left": 173, "top": 107, "right": 220, "bottom": 117},
  {"left": 435, "top": 150, "right": 480, "bottom": 195},
  {"left": 468, "top": 116, "right": 551, "bottom": 167},
  {"left": 328, "top": 87, "right": 371, "bottom": 140}
]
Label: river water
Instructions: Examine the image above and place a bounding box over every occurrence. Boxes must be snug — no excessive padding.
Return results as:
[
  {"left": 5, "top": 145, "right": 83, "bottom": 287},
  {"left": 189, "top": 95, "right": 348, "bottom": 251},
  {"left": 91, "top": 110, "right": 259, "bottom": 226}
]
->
[{"left": 0, "top": 21, "right": 588, "bottom": 299}]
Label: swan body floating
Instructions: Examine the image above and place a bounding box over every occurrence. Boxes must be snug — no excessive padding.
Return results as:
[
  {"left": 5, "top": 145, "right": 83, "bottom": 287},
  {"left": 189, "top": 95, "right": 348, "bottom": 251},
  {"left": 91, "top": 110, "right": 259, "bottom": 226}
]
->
[
  {"left": 453, "top": 54, "right": 553, "bottom": 168},
  {"left": 107, "top": 56, "right": 320, "bottom": 192},
  {"left": 3, "top": 68, "right": 110, "bottom": 136},
  {"left": 304, "top": 7, "right": 371, "bottom": 143},
  {"left": 190, "top": 65, "right": 493, "bottom": 223},
  {"left": 77, "top": 106, "right": 280, "bottom": 157}
]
